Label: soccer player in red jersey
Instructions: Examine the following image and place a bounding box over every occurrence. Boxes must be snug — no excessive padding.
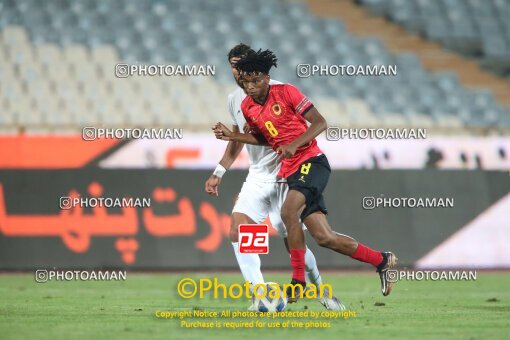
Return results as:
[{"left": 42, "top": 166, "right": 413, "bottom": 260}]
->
[{"left": 213, "top": 49, "right": 397, "bottom": 301}]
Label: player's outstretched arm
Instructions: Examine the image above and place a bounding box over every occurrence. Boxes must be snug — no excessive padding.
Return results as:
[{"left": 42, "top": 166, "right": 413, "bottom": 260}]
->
[
  {"left": 213, "top": 122, "right": 267, "bottom": 145},
  {"left": 277, "top": 107, "right": 327, "bottom": 158},
  {"left": 205, "top": 125, "right": 244, "bottom": 196}
]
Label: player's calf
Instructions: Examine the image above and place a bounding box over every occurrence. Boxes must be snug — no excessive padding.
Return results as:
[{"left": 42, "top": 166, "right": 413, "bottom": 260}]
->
[{"left": 311, "top": 230, "right": 357, "bottom": 255}]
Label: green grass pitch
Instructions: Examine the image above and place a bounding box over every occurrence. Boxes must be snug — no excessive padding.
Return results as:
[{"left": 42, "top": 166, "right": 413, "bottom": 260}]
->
[{"left": 0, "top": 272, "right": 509, "bottom": 339}]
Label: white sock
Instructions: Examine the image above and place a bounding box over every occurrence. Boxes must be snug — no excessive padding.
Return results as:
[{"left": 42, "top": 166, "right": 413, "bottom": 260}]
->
[
  {"left": 232, "top": 242, "right": 265, "bottom": 294},
  {"left": 305, "top": 247, "right": 323, "bottom": 286}
]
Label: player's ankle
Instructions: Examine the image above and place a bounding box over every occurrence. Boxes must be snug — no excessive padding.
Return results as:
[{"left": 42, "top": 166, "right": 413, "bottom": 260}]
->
[
  {"left": 376, "top": 252, "right": 387, "bottom": 272},
  {"left": 290, "top": 278, "right": 306, "bottom": 286}
]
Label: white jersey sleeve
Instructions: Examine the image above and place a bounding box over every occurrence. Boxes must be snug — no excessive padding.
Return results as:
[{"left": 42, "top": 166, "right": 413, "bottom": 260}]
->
[{"left": 227, "top": 93, "right": 238, "bottom": 126}]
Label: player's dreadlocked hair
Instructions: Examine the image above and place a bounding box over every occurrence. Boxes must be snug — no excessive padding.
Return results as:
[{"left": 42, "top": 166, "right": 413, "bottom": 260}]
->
[
  {"left": 227, "top": 43, "right": 252, "bottom": 60},
  {"left": 235, "top": 49, "right": 278, "bottom": 75}
]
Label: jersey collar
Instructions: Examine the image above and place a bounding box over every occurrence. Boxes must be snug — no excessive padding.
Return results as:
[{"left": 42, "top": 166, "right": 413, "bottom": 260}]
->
[{"left": 253, "top": 84, "right": 271, "bottom": 106}]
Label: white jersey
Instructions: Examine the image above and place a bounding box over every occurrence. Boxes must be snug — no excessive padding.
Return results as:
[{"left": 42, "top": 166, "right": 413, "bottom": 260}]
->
[{"left": 228, "top": 80, "right": 282, "bottom": 182}]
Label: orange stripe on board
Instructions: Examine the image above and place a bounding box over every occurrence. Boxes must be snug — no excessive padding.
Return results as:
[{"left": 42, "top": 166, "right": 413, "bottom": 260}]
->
[{"left": 0, "top": 136, "right": 120, "bottom": 168}]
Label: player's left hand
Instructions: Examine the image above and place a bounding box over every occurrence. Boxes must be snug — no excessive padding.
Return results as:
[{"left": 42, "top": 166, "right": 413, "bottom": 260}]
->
[
  {"left": 276, "top": 143, "right": 297, "bottom": 159},
  {"left": 213, "top": 122, "right": 233, "bottom": 141},
  {"left": 205, "top": 174, "right": 221, "bottom": 196}
]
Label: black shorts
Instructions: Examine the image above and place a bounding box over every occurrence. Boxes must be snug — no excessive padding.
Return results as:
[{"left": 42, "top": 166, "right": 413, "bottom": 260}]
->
[{"left": 287, "top": 154, "right": 330, "bottom": 220}]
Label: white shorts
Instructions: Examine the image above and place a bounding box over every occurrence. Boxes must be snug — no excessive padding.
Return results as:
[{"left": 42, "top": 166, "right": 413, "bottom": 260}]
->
[{"left": 232, "top": 181, "right": 306, "bottom": 238}]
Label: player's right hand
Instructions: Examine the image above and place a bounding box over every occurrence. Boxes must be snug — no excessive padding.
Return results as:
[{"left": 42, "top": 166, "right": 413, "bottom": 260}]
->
[{"left": 205, "top": 175, "right": 221, "bottom": 196}]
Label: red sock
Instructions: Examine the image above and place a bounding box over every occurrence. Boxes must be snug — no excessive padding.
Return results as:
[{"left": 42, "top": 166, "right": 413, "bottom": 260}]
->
[
  {"left": 290, "top": 249, "right": 306, "bottom": 282},
  {"left": 351, "top": 243, "right": 383, "bottom": 267}
]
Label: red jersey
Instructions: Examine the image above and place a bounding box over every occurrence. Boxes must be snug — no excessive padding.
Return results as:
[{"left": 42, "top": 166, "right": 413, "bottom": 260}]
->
[{"left": 241, "top": 83, "right": 322, "bottom": 178}]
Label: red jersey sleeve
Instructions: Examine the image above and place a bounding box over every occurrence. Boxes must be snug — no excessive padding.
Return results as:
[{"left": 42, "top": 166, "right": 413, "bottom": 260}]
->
[{"left": 283, "top": 84, "right": 314, "bottom": 116}]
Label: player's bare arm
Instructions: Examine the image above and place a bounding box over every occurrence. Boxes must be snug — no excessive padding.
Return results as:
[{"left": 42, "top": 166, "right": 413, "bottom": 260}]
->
[
  {"left": 205, "top": 125, "right": 244, "bottom": 196},
  {"left": 213, "top": 124, "right": 244, "bottom": 169},
  {"left": 213, "top": 122, "right": 268, "bottom": 145},
  {"left": 276, "top": 107, "right": 327, "bottom": 159}
]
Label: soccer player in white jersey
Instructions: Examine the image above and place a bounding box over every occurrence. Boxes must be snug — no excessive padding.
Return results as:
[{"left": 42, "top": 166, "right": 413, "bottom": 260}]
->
[{"left": 204, "top": 43, "right": 344, "bottom": 311}]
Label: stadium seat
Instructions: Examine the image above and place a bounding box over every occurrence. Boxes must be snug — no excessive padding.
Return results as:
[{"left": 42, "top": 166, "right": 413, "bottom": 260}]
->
[
  {"left": 360, "top": 0, "right": 510, "bottom": 73},
  {"left": 0, "top": 0, "right": 507, "bottom": 133}
]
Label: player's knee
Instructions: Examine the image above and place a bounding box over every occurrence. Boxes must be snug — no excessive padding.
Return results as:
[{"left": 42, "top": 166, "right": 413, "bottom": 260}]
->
[
  {"left": 231, "top": 213, "right": 254, "bottom": 242},
  {"left": 280, "top": 206, "right": 298, "bottom": 228},
  {"left": 229, "top": 221, "right": 239, "bottom": 242},
  {"left": 229, "top": 226, "right": 238, "bottom": 242}
]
